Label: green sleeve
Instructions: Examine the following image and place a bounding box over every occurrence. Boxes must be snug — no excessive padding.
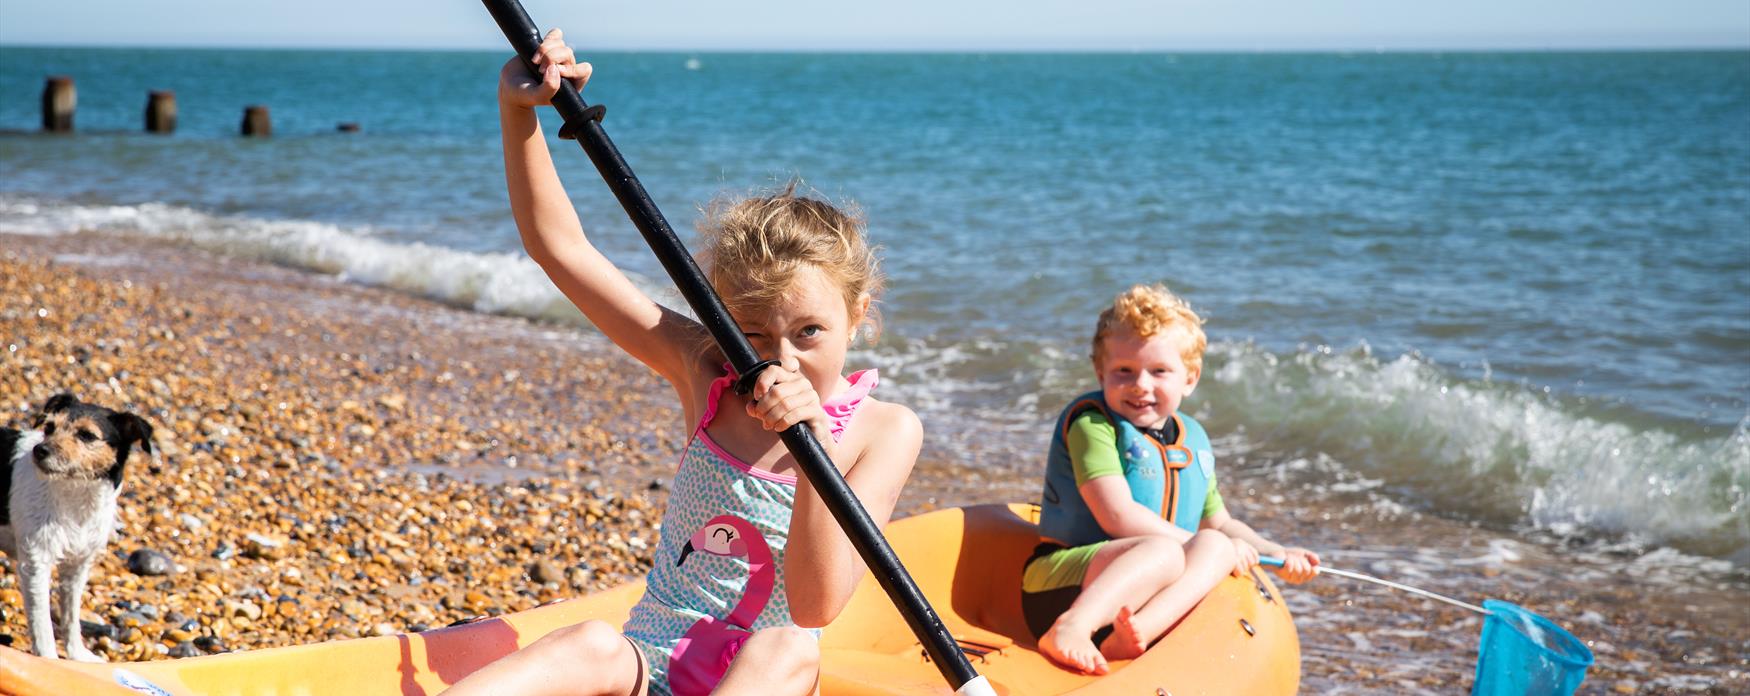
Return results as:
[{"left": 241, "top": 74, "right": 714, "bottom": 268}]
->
[
  {"left": 1066, "top": 410, "right": 1123, "bottom": 487},
  {"left": 1202, "top": 472, "right": 1225, "bottom": 520}
]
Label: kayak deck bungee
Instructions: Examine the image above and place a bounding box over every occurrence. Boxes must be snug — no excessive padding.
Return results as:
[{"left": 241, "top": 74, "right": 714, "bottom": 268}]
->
[{"left": 0, "top": 504, "right": 1298, "bottom": 695}]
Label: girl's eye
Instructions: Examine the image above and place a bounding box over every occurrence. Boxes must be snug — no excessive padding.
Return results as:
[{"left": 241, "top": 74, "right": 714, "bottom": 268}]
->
[
  {"left": 78, "top": 430, "right": 99, "bottom": 443},
  {"left": 799, "top": 326, "right": 823, "bottom": 338}
]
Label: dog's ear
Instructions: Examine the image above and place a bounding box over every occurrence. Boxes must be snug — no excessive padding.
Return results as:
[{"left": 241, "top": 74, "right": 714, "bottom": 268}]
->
[
  {"left": 111, "top": 413, "right": 155, "bottom": 457},
  {"left": 43, "top": 393, "right": 78, "bottom": 413},
  {"left": 108, "top": 413, "right": 156, "bottom": 487},
  {"left": 34, "top": 393, "right": 78, "bottom": 427}
]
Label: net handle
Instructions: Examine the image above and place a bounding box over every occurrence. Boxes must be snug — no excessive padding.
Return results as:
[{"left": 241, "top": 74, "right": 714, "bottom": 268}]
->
[{"left": 1261, "top": 557, "right": 1492, "bottom": 614}]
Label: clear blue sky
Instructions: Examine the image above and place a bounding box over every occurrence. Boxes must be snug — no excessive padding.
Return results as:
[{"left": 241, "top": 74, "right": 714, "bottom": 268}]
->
[{"left": 1, "top": 0, "right": 1746, "bottom": 51}]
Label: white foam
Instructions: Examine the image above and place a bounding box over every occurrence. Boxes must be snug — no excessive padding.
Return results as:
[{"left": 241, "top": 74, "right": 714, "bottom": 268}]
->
[
  {"left": 1203, "top": 341, "right": 1750, "bottom": 562},
  {"left": 0, "top": 195, "right": 666, "bottom": 329}
]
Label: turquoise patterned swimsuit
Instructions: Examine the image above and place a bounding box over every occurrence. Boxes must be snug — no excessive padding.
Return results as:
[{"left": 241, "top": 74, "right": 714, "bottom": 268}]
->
[{"left": 621, "top": 368, "right": 878, "bottom": 696}]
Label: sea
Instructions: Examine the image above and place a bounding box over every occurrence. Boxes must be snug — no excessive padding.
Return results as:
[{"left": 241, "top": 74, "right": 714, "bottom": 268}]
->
[{"left": 2, "top": 46, "right": 1747, "bottom": 640}]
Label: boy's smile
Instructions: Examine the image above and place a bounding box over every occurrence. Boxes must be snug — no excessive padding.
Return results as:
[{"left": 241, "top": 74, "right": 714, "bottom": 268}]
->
[{"left": 1095, "top": 329, "right": 1201, "bottom": 430}]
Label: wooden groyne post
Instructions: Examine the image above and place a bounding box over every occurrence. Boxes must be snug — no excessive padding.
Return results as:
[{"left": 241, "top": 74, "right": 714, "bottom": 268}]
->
[
  {"left": 42, "top": 76, "right": 75, "bottom": 132},
  {"left": 241, "top": 105, "right": 271, "bottom": 137},
  {"left": 145, "top": 91, "right": 177, "bottom": 134}
]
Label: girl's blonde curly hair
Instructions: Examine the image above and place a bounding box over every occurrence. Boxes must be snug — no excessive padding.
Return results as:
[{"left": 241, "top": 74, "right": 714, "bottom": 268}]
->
[
  {"left": 1091, "top": 283, "right": 1206, "bottom": 372},
  {"left": 697, "top": 182, "right": 883, "bottom": 341}
]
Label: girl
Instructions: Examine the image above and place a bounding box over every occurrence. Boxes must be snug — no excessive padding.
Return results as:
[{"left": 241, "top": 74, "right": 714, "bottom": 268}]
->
[{"left": 444, "top": 31, "right": 923, "bottom": 696}]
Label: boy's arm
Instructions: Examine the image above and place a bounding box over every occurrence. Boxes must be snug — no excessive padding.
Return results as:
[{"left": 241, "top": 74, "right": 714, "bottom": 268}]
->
[
  {"left": 1067, "top": 412, "right": 1193, "bottom": 543},
  {"left": 1203, "top": 506, "right": 1320, "bottom": 582},
  {"left": 1083, "top": 477, "right": 1194, "bottom": 543},
  {"left": 498, "top": 34, "right": 706, "bottom": 390},
  {"left": 1202, "top": 507, "right": 1283, "bottom": 556}
]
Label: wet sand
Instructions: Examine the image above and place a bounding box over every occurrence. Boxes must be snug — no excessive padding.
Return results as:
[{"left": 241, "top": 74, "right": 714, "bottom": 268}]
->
[{"left": 2, "top": 232, "right": 1745, "bottom": 694}]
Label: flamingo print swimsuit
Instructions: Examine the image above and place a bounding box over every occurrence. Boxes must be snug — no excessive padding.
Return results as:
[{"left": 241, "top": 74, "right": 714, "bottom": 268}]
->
[{"left": 621, "top": 368, "right": 878, "bottom": 696}]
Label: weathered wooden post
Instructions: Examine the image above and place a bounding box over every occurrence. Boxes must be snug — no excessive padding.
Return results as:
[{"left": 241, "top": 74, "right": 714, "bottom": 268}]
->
[
  {"left": 145, "top": 91, "right": 177, "bottom": 134},
  {"left": 241, "top": 105, "right": 272, "bottom": 137},
  {"left": 42, "top": 76, "right": 75, "bottom": 133}
]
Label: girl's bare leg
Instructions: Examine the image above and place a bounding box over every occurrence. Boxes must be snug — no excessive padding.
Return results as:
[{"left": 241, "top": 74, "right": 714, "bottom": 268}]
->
[
  {"left": 1037, "top": 535, "right": 1186, "bottom": 675},
  {"left": 1102, "top": 529, "right": 1236, "bottom": 660},
  {"left": 442, "top": 619, "right": 647, "bottom": 696},
  {"left": 714, "top": 626, "right": 821, "bottom": 696}
]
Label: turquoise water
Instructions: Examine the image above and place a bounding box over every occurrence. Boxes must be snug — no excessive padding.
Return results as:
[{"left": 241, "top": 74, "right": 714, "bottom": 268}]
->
[{"left": 2, "top": 47, "right": 1746, "bottom": 561}]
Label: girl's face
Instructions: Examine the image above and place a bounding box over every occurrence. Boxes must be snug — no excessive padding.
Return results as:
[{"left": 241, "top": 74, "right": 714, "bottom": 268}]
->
[
  {"left": 1095, "top": 328, "right": 1200, "bottom": 430},
  {"left": 733, "top": 264, "right": 868, "bottom": 400}
]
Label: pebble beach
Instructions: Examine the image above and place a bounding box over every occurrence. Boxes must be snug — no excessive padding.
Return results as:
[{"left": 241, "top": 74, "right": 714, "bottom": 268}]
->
[
  {"left": 2, "top": 233, "right": 680, "bottom": 661},
  {"left": 2, "top": 233, "right": 1745, "bottom": 694}
]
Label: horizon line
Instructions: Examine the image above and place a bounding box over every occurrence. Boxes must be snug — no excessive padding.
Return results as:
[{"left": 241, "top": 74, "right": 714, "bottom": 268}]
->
[{"left": 4, "top": 40, "right": 1749, "bottom": 54}]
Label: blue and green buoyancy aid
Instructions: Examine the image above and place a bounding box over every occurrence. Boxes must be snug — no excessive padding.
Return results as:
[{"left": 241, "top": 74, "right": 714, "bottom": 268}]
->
[{"left": 1036, "top": 391, "right": 1217, "bottom": 548}]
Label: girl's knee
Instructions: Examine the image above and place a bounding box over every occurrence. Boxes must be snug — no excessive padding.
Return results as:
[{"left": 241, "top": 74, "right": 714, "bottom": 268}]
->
[
  {"left": 762, "top": 625, "right": 821, "bottom": 662},
  {"left": 744, "top": 626, "right": 819, "bottom": 681},
  {"left": 451, "top": 620, "right": 639, "bottom": 696},
  {"left": 539, "top": 620, "right": 634, "bottom": 664}
]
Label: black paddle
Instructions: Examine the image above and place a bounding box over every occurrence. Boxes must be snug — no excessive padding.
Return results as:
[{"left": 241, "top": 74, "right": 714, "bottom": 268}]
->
[{"left": 478, "top": 2, "right": 992, "bottom": 693}]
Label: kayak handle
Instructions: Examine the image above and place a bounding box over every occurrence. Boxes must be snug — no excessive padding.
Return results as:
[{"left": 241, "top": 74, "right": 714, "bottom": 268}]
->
[{"left": 1260, "top": 557, "right": 1491, "bottom": 615}]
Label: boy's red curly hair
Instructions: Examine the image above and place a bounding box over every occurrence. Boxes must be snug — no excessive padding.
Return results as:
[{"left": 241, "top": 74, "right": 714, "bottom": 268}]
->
[{"left": 1091, "top": 283, "right": 1207, "bottom": 373}]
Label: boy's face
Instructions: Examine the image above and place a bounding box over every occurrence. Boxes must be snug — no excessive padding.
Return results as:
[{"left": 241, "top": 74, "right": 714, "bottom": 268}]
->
[{"left": 1095, "top": 328, "right": 1201, "bottom": 430}]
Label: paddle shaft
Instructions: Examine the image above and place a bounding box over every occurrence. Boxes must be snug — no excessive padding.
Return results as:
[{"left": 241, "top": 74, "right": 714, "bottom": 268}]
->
[
  {"left": 478, "top": 1, "right": 986, "bottom": 690},
  {"left": 1260, "top": 557, "right": 1491, "bottom": 615}
]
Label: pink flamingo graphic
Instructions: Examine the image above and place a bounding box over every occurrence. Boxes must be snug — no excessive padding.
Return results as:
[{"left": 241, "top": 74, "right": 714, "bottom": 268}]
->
[{"left": 667, "top": 514, "right": 775, "bottom": 696}]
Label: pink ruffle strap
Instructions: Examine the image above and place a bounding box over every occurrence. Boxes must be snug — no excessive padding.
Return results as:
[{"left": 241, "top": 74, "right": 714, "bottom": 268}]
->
[{"left": 822, "top": 369, "right": 877, "bottom": 442}]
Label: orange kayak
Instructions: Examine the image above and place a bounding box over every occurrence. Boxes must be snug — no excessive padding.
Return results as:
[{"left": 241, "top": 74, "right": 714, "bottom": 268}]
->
[{"left": 0, "top": 504, "right": 1298, "bottom": 695}]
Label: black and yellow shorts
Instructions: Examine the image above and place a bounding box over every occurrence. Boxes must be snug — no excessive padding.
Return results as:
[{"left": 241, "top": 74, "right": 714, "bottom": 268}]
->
[{"left": 1019, "top": 540, "right": 1109, "bottom": 640}]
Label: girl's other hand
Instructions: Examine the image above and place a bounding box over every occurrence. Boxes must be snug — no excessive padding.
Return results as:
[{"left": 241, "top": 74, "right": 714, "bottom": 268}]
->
[
  {"left": 1272, "top": 547, "right": 1320, "bottom": 584},
  {"left": 746, "top": 360, "right": 832, "bottom": 445},
  {"left": 1230, "top": 537, "right": 1260, "bottom": 576},
  {"left": 499, "top": 29, "right": 593, "bottom": 109}
]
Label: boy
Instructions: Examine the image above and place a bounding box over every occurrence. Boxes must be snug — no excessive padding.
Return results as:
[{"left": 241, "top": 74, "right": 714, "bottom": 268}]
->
[{"left": 1027, "top": 284, "right": 1319, "bottom": 675}]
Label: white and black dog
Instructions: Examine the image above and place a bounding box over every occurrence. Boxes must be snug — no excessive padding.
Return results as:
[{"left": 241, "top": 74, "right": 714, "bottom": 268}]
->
[{"left": 1, "top": 393, "right": 154, "bottom": 661}]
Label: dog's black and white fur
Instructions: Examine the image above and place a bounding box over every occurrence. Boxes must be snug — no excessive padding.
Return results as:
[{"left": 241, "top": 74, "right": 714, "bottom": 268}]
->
[{"left": 1, "top": 393, "right": 154, "bottom": 661}]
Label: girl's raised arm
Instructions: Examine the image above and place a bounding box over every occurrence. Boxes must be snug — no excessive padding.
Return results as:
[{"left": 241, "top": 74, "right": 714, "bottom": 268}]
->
[{"left": 498, "top": 30, "right": 704, "bottom": 388}]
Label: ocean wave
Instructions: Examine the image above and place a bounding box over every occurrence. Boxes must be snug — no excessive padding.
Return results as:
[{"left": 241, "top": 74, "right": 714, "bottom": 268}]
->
[
  {"left": 1204, "top": 341, "right": 1749, "bottom": 563},
  {"left": 856, "top": 327, "right": 1748, "bottom": 563},
  {"left": 857, "top": 329, "right": 1749, "bottom": 563},
  {"left": 0, "top": 195, "right": 667, "bottom": 327}
]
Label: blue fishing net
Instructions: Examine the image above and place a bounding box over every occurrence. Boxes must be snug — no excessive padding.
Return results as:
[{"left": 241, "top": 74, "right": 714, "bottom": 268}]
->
[{"left": 1471, "top": 599, "right": 1594, "bottom": 696}]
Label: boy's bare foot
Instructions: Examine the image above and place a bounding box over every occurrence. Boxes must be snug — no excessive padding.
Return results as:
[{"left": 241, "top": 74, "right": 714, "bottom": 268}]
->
[
  {"left": 1098, "top": 605, "right": 1148, "bottom": 661},
  {"left": 1039, "top": 621, "right": 1110, "bottom": 675}
]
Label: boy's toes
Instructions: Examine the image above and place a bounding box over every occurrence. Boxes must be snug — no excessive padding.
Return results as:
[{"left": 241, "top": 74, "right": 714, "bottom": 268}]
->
[
  {"left": 1039, "top": 624, "right": 1107, "bottom": 675},
  {"left": 1077, "top": 648, "right": 1110, "bottom": 675},
  {"left": 1099, "top": 606, "right": 1148, "bottom": 661}
]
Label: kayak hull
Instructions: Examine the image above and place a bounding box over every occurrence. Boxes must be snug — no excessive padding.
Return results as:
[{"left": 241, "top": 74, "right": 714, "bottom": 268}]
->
[{"left": 1, "top": 504, "right": 1297, "bottom": 695}]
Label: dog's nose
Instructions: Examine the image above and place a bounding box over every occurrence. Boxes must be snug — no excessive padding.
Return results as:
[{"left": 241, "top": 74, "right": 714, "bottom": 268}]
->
[{"left": 32, "top": 443, "right": 48, "bottom": 460}]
